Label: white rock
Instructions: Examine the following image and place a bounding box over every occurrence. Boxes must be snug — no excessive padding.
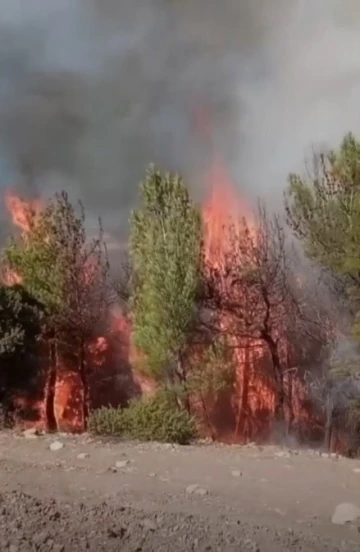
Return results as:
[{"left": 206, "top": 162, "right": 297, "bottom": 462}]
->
[
  {"left": 186, "top": 484, "right": 208, "bottom": 496},
  {"left": 274, "top": 450, "right": 292, "bottom": 459},
  {"left": 231, "top": 470, "right": 242, "bottom": 478},
  {"left": 331, "top": 503, "right": 360, "bottom": 525},
  {"left": 49, "top": 440, "right": 64, "bottom": 452},
  {"left": 142, "top": 519, "right": 157, "bottom": 531},
  {"left": 115, "top": 460, "right": 130, "bottom": 469},
  {"left": 77, "top": 453, "right": 89, "bottom": 460},
  {"left": 23, "top": 428, "right": 39, "bottom": 439},
  {"left": 195, "top": 487, "right": 208, "bottom": 496},
  {"left": 353, "top": 468, "right": 360, "bottom": 474}
]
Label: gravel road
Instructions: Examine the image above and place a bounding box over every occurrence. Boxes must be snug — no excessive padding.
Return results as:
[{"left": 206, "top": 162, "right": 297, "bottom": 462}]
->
[{"left": 0, "top": 431, "right": 359, "bottom": 551}]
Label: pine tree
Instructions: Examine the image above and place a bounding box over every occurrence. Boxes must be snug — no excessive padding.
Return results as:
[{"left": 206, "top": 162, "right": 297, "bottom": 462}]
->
[{"left": 130, "top": 165, "right": 203, "bottom": 396}]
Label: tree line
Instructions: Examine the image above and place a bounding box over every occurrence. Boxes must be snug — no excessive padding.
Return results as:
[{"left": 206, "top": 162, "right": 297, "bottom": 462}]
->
[{"left": 1, "top": 133, "right": 360, "bottom": 452}]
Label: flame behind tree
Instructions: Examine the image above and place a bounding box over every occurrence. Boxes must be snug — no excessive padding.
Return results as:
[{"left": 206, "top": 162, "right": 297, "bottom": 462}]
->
[
  {"left": 129, "top": 165, "right": 203, "bottom": 399},
  {"left": 205, "top": 201, "right": 292, "bottom": 426},
  {"left": 3, "top": 191, "right": 113, "bottom": 430}
]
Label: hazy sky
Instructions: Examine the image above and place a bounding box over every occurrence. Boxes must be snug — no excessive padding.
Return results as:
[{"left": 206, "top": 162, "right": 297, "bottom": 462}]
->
[{"left": 0, "top": 0, "right": 359, "bottom": 238}]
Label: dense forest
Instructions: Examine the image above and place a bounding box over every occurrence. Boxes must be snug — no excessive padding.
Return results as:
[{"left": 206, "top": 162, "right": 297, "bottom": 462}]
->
[{"left": 1, "top": 133, "right": 360, "bottom": 455}]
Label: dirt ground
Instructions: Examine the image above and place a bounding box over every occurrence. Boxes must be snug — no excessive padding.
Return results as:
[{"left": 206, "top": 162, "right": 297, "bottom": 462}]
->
[{"left": 0, "top": 431, "right": 360, "bottom": 551}]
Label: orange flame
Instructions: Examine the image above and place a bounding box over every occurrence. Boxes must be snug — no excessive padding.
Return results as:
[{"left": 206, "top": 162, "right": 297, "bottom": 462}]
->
[
  {"left": 203, "top": 160, "right": 256, "bottom": 266},
  {"left": 202, "top": 157, "right": 275, "bottom": 442},
  {"left": 3, "top": 269, "right": 23, "bottom": 286},
  {"left": 4, "top": 192, "right": 43, "bottom": 234}
]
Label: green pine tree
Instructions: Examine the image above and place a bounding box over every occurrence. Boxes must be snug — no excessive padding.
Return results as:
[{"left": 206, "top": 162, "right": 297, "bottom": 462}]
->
[{"left": 130, "top": 165, "right": 203, "bottom": 391}]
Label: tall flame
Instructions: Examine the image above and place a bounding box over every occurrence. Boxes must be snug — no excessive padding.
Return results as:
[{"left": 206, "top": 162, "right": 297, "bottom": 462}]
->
[
  {"left": 2, "top": 193, "right": 44, "bottom": 286},
  {"left": 202, "top": 157, "right": 274, "bottom": 441}
]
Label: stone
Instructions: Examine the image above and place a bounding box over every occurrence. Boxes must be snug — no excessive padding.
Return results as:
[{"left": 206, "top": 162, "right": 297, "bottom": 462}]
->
[
  {"left": 49, "top": 441, "right": 64, "bottom": 452},
  {"left": 51, "top": 545, "right": 65, "bottom": 552},
  {"left": 115, "top": 460, "right": 130, "bottom": 469},
  {"left": 142, "top": 519, "right": 157, "bottom": 531},
  {"left": 186, "top": 484, "right": 208, "bottom": 496},
  {"left": 242, "top": 538, "right": 260, "bottom": 552},
  {"left": 23, "top": 428, "right": 41, "bottom": 439},
  {"left": 353, "top": 468, "right": 360, "bottom": 474},
  {"left": 331, "top": 503, "right": 360, "bottom": 525},
  {"left": 77, "top": 453, "right": 89, "bottom": 460},
  {"left": 32, "top": 531, "right": 49, "bottom": 545},
  {"left": 231, "top": 470, "right": 242, "bottom": 478},
  {"left": 274, "top": 450, "right": 292, "bottom": 458}
]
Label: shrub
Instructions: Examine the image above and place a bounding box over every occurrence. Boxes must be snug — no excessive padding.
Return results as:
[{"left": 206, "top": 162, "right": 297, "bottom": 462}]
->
[
  {"left": 88, "top": 405, "right": 129, "bottom": 437},
  {"left": 89, "top": 389, "right": 196, "bottom": 444}
]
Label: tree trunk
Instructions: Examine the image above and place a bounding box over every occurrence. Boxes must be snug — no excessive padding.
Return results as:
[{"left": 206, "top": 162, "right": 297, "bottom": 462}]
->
[
  {"left": 44, "top": 340, "right": 58, "bottom": 432},
  {"left": 235, "top": 342, "right": 250, "bottom": 440},
  {"left": 324, "top": 400, "right": 333, "bottom": 451},
  {"left": 324, "top": 419, "right": 333, "bottom": 452},
  {"left": 285, "top": 343, "right": 295, "bottom": 435},
  {"left": 79, "top": 342, "right": 89, "bottom": 431},
  {"left": 262, "top": 333, "right": 286, "bottom": 423},
  {"left": 286, "top": 371, "right": 295, "bottom": 436},
  {"left": 200, "top": 393, "right": 216, "bottom": 441},
  {"left": 175, "top": 354, "right": 190, "bottom": 413}
]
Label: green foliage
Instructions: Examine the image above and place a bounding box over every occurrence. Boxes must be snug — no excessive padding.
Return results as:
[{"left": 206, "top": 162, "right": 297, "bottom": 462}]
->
[
  {"left": 4, "top": 201, "right": 64, "bottom": 315},
  {"left": 286, "top": 133, "right": 360, "bottom": 285},
  {"left": 89, "top": 389, "right": 196, "bottom": 444},
  {"left": 130, "top": 165, "right": 203, "bottom": 379},
  {"left": 0, "top": 284, "right": 42, "bottom": 357},
  {"left": 187, "top": 337, "right": 236, "bottom": 397},
  {"left": 286, "top": 133, "right": 360, "bottom": 355},
  {"left": 88, "top": 404, "right": 130, "bottom": 436},
  {"left": 3, "top": 191, "right": 111, "bottom": 337}
]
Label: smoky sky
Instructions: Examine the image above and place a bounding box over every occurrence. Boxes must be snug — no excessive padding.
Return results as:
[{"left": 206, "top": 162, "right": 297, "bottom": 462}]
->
[{"left": 0, "top": 0, "right": 360, "bottom": 238}]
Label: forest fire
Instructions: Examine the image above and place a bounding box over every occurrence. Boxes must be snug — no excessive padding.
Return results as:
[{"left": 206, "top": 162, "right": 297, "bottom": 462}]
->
[
  {"left": 2, "top": 172, "right": 297, "bottom": 440},
  {"left": 2, "top": 192, "right": 122, "bottom": 431},
  {"left": 202, "top": 160, "right": 279, "bottom": 441},
  {"left": 0, "top": 168, "right": 332, "bottom": 445}
]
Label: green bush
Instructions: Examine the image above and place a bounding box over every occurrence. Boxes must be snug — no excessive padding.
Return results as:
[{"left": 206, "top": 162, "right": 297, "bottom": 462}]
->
[
  {"left": 89, "top": 390, "right": 196, "bottom": 444},
  {"left": 88, "top": 405, "right": 129, "bottom": 437}
]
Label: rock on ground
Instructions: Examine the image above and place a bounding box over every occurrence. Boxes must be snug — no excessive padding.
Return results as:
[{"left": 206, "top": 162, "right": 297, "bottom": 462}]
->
[
  {"left": 49, "top": 441, "right": 64, "bottom": 452},
  {"left": 0, "top": 433, "right": 360, "bottom": 551},
  {"left": 0, "top": 490, "right": 357, "bottom": 552},
  {"left": 331, "top": 503, "right": 360, "bottom": 525}
]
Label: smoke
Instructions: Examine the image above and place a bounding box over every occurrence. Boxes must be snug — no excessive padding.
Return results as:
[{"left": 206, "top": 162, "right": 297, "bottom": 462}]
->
[{"left": 0, "top": 0, "right": 360, "bottom": 238}]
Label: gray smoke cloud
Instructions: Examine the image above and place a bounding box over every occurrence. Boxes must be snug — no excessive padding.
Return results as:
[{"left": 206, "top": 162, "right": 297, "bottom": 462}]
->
[{"left": 0, "top": 0, "right": 359, "bottom": 239}]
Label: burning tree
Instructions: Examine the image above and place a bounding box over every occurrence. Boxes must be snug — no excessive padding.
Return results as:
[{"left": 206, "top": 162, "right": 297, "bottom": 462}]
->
[
  {"left": 129, "top": 165, "right": 203, "bottom": 398},
  {"left": 204, "top": 201, "right": 293, "bottom": 430},
  {"left": 3, "top": 191, "right": 113, "bottom": 431},
  {"left": 48, "top": 192, "right": 113, "bottom": 430}
]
